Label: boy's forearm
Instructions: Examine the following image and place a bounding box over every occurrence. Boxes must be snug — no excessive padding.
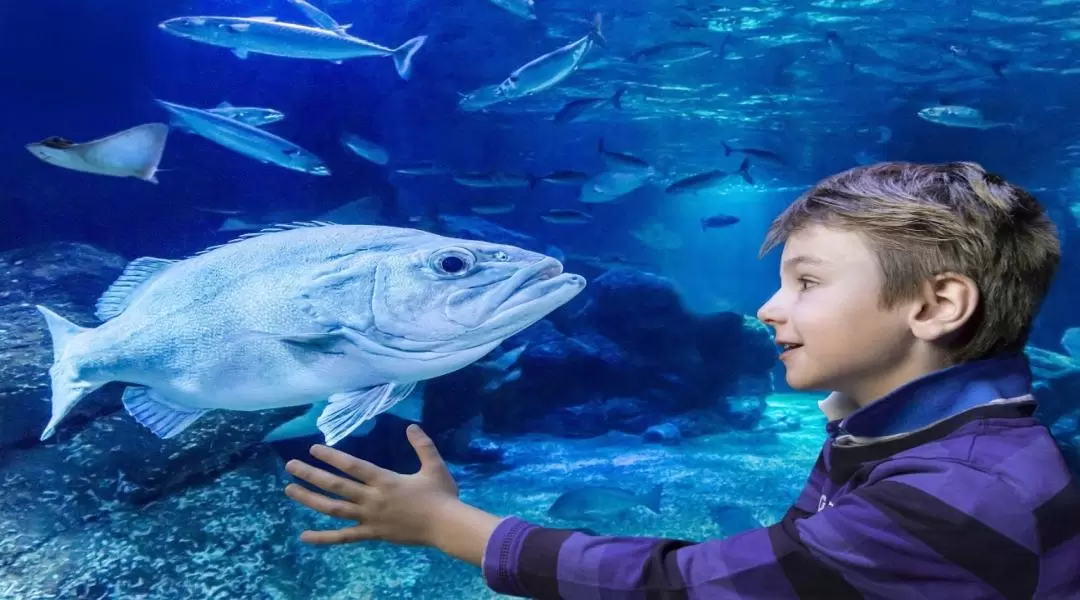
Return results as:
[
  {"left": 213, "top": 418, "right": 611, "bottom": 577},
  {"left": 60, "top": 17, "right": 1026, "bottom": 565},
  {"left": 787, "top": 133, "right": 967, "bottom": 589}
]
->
[{"left": 429, "top": 499, "right": 503, "bottom": 567}]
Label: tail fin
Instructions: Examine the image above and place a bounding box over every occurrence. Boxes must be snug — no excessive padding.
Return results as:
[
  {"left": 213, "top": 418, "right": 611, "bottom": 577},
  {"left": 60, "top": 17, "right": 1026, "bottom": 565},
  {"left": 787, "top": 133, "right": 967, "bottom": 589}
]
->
[
  {"left": 722, "top": 141, "right": 733, "bottom": 156},
  {"left": 588, "top": 13, "right": 607, "bottom": 49},
  {"left": 610, "top": 86, "right": 626, "bottom": 110},
  {"left": 641, "top": 483, "right": 663, "bottom": 514},
  {"left": 736, "top": 157, "right": 753, "bottom": 185},
  {"left": 391, "top": 35, "right": 428, "bottom": 81},
  {"left": 35, "top": 305, "right": 101, "bottom": 441}
]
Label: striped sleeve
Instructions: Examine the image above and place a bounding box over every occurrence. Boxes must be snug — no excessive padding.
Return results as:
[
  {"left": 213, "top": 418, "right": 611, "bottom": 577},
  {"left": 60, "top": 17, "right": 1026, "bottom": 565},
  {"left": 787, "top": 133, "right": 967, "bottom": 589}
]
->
[{"left": 482, "top": 461, "right": 1047, "bottom": 599}]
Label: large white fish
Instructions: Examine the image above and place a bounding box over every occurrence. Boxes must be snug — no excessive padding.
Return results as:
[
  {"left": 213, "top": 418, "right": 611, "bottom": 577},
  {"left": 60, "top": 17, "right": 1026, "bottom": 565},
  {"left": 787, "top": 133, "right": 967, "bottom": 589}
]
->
[
  {"left": 917, "top": 105, "right": 1014, "bottom": 130},
  {"left": 157, "top": 99, "right": 330, "bottom": 176},
  {"left": 35, "top": 222, "right": 586, "bottom": 446},
  {"left": 158, "top": 15, "right": 427, "bottom": 80},
  {"left": 25, "top": 123, "right": 169, "bottom": 184}
]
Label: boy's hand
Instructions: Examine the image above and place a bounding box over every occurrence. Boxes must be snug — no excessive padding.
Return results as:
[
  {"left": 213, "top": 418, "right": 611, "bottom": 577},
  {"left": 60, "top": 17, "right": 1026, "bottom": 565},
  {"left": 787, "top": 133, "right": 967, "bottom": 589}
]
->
[{"left": 283, "top": 424, "right": 461, "bottom": 547}]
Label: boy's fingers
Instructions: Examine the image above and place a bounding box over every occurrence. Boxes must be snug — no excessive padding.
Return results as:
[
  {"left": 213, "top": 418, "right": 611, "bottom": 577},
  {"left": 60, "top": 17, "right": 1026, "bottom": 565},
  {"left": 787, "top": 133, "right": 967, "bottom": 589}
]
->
[
  {"left": 309, "top": 444, "right": 390, "bottom": 484},
  {"left": 299, "top": 525, "right": 375, "bottom": 545},
  {"left": 406, "top": 424, "right": 445, "bottom": 470},
  {"left": 285, "top": 459, "right": 370, "bottom": 502},
  {"left": 285, "top": 483, "right": 365, "bottom": 521}
]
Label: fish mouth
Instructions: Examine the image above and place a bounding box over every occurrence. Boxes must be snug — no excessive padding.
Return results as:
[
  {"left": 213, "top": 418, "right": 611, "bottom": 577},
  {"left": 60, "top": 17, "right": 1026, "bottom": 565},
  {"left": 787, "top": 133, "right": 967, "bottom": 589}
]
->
[{"left": 481, "top": 259, "right": 586, "bottom": 332}]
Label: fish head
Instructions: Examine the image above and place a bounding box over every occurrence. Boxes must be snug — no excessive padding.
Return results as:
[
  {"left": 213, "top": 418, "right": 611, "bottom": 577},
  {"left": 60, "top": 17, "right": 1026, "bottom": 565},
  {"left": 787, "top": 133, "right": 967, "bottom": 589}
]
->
[
  {"left": 158, "top": 16, "right": 234, "bottom": 43},
  {"left": 458, "top": 85, "right": 506, "bottom": 112},
  {"left": 370, "top": 239, "right": 586, "bottom": 352},
  {"left": 25, "top": 140, "right": 75, "bottom": 166}
]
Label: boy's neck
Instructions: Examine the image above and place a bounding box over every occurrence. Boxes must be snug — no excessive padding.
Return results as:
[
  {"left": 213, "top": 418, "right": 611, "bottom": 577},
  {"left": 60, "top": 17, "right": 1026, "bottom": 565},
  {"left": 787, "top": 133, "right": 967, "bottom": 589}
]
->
[
  {"left": 820, "top": 353, "right": 1033, "bottom": 439},
  {"left": 845, "top": 349, "right": 953, "bottom": 408}
]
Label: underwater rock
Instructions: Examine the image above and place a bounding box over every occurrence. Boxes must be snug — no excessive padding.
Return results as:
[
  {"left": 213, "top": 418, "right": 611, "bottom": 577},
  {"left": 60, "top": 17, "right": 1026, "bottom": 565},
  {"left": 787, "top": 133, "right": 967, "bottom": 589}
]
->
[
  {"left": 0, "top": 242, "right": 128, "bottom": 449},
  {"left": 643, "top": 422, "right": 683, "bottom": 445},
  {"left": 721, "top": 395, "right": 768, "bottom": 430}
]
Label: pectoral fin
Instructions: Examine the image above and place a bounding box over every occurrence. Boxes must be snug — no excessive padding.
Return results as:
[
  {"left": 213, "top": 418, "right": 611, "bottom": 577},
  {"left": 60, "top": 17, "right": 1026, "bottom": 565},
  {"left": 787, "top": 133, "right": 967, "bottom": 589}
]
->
[
  {"left": 318, "top": 382, "right": 417, "bottom": 446},
  {"left": 233, "top": 330, "right": 352, "bottom": 354},
  {"left": 122, "top": 386, "right": 208, "bottom": 439}
]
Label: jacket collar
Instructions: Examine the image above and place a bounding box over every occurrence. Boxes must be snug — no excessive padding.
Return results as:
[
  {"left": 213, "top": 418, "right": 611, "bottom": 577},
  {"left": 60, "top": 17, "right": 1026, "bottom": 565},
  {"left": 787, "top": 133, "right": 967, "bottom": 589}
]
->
[{"left": 818, "top": 353, "right": 1034, "bottom": 439}]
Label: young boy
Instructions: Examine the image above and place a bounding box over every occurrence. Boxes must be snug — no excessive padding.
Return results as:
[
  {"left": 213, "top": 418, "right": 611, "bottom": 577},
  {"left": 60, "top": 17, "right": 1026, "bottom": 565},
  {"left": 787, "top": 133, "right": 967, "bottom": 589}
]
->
[{"left": 282, "top": 161, "right": 1080, "bottom": 599}]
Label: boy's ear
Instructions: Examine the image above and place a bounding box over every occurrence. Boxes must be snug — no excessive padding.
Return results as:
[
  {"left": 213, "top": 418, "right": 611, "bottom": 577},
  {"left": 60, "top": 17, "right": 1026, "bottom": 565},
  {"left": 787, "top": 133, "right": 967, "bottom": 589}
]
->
[{"left": 907, "top": 272, "right": 980, "bottom": 342}]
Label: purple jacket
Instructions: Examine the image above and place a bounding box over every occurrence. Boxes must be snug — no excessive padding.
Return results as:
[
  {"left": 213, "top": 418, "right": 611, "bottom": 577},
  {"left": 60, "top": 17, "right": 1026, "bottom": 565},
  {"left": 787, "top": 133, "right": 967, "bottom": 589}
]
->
[{"left": 481, "top": 354, "right": 1080, "bottom": 599}]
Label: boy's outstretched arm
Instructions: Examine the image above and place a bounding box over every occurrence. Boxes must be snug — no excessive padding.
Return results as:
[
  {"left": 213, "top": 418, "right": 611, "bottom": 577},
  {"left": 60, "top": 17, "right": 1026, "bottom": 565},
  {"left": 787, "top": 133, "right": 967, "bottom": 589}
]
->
[{"left": 284, "top": 425, "right": 1058, "bottom": 600}]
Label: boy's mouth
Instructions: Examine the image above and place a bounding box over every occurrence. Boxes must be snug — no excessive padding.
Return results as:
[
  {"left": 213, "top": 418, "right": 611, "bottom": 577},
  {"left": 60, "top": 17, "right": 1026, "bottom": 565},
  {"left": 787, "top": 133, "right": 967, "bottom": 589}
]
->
[{"left": 777, "top": 342, "right": 803, "bottom": 354}]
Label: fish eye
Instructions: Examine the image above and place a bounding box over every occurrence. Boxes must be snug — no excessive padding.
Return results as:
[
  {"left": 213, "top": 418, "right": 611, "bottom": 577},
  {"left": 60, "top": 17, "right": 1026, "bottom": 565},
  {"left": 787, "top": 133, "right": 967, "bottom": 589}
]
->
[
  {"left": 431, "top": 248, "right": 476, "bottom": 276},
  {"left": 493, "top": 251, "right": 509, "bottom": 262}
]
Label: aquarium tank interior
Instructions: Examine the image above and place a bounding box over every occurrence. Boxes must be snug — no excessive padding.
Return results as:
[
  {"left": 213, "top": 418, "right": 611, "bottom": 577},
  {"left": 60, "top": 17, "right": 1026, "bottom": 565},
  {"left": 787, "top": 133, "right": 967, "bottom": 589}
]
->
[{"left": 2, "top": 0, "right": 1080, "bottom": 597}]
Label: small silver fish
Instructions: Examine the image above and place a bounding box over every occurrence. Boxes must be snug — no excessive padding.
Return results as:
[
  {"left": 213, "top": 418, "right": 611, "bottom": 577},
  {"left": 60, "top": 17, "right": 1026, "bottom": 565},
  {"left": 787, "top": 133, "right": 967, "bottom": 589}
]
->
[
  {"left": 340, "top": 132, "right": 390, "bottom": 165},
  {"left": 157, "top": 99, "right": 329, "bottom": 176},
  {"left": 541, "top": 209, "right": 594, "bottom": 224},
  {"left": 488, "top": 0, "right": 536, "bottom": 20},
  {"left": 453, "top": 171, "right": 537, "bottom": 188},
  {"left": 917, "top": 105, "right": 1014, "bottom": 130},
  {"left": 26, "top": 123, "right": 170, "bottom": 184},
  {"left": 491, "top": 15, "right": 604, "bottom": 102}
]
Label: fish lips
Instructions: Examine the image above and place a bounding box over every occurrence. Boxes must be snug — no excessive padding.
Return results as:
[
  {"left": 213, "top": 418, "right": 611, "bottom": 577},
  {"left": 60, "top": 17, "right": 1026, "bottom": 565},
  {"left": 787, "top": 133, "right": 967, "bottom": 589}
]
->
[{"left": 446, "top": 257, "right": 585, "bottom": 332}]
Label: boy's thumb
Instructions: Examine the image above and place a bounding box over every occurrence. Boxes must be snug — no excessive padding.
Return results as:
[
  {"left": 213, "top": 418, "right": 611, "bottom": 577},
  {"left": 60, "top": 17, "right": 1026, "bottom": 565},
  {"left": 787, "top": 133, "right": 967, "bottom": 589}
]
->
[{"left": 406, "top": 424, "right": 445, "bottom": 470}]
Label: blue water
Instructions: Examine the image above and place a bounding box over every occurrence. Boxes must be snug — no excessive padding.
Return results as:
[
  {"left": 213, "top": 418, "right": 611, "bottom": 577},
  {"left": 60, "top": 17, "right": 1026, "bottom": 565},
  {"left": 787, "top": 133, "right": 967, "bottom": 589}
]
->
[{"left": 2, "top": 0, "right": 1080, "bottom": 597}]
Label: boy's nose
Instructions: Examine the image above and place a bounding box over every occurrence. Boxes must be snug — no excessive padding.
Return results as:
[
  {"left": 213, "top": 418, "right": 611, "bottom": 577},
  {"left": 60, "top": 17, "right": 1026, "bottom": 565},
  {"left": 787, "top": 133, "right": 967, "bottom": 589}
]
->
[{"left": 756, "top": 292, "right": 785, "bottom": 326}]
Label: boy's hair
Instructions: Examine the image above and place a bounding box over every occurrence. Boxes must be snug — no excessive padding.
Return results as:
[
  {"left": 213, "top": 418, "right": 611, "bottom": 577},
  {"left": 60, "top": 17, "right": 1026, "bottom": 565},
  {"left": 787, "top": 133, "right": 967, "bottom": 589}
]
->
[{"left": 759, "top": 161, "right": 1061, "bottom": 363}]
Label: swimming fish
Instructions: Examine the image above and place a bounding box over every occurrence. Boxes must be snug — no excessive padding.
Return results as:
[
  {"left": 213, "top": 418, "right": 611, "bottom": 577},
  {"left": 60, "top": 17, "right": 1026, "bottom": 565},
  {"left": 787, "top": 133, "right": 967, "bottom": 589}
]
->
[
  {"left": 157, "top": 99, "right": 330, "bottom": 176},
  {"left": 340, "top": 132, "right": 390, "bottom": 165},
  {"left": 490, "top": 15, "right": 604, "bottom": 102},
  {"left": 35, "top": 222, "right": 586, "bottom": 446},
  {"left": 547, "top": 484, "right": 663, "bottom": 520},
  {"left": 25, "top": 123, "right": 170, "bottom": 184},
  {"left": 203, "top": 101, "right": 285, "bottom": 127},
  {"left": 541, "top": 208, "right": 594, "bottom": 224},
  {"left": 158, "top": 16, "right": 427, "bottom": 80},
  {"left": 700, "top": 213, "right": 740, "bottom": 230},
  {"left": 665, "top": 158, "right": 752, "bottom": 194},
  {"left": 916, "top": 105, "right": 1014, "bottom": 130},
  {"left": 169, "top": 101, "right": 285, "bottom": 133},
  {"left": 553, "top": 86, "right": 626, "bottom": 123},
  {"left": 285, "top": 0, "right": 352, "bottom": 34}
]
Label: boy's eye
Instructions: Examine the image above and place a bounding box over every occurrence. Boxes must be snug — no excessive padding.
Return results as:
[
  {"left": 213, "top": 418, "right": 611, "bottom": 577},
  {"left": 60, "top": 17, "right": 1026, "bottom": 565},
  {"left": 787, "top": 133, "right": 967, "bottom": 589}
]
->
[{"left": 797, "top": 277, "right": 817, "bottom": 291}]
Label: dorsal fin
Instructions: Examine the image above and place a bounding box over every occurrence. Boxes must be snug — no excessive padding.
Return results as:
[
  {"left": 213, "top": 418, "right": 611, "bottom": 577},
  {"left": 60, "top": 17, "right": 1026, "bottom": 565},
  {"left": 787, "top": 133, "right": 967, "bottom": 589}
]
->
[
  {"left": 95, "top": 257, "right": 176, "bottom": 321},
  {"left": 216, "top": 101, "right": 234, "bottom": 109},
  {"left": 190, "top": 221, "right": 339, "bottom": 257}
]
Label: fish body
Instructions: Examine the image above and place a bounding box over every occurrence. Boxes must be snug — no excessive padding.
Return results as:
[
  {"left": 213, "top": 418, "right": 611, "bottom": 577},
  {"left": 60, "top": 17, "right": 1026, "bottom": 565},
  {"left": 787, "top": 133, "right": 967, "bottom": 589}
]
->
[
  {"left": 553, "top": 86, "right": 626, "bottom": 123},
  {"left": 207, "top": 101, "right": 285, "bottom": 127},
  {"left": 721, "top": 142, "right": 786, "bottom": 165},
  {"left": 548, "top": 484, "right": 662, "bottom": 520},
  {"left": 36, "top": 222, "right": 586, "bottom": 446},
  {"left": 394, "top": 161, "right": 449, "bottom": 176},
  {"left": 158, "top": 16, "right": 426, "bottom": 79},
  {"left": 597, "top": 138, "right": 650, "bottom": 171},
  {"left": 666, "top": 158, "right": 752, "bottom": 194},
  {"left": 25, "top": 123, "right": 169, "bottom": 184},
  {"left": 453, "top": 171, "right": 536, "bottom": 188},
  {"left": 492, "top": 18, "right": 603, "bottom": 101},
  {"left": 917, "top": 105, "right": 1013, "bottom": 130},
  {"left": 156, "top": 99, "right": 329, "bottom": 175},
  {"left": 700, "top": 213, "right": 739, "bottom": 230},
  {"left": 340, "top": 132, "right": 390, "bottom": 165},
  {"left": 539, "top": 170, "right": 590, "bottom": 185},
  {"left": 541, "top": 209, "right": 593, "bottom": 224}
]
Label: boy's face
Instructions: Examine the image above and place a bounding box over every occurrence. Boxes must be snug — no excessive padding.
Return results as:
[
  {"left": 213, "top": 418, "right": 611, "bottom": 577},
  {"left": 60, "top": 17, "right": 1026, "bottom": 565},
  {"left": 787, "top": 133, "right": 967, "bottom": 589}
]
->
[{"left": 757, "top": 223, "right": 921, "bottom": 404}]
